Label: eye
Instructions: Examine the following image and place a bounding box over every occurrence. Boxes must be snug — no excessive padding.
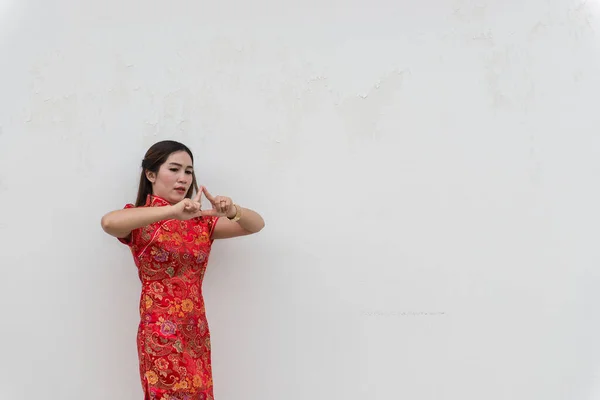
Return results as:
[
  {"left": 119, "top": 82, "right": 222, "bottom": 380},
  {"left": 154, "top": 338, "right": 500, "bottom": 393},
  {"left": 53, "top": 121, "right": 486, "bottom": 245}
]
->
[
  {"left": 170, "top": 168, "right": 179, "bottom": 172},
  {"left": 185, "top": 171, "right": 193, "bottom": 175}
]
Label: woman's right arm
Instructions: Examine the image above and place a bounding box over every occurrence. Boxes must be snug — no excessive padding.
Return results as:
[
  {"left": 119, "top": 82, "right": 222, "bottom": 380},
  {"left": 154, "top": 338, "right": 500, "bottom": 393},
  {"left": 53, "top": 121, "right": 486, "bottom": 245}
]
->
[{"left": 101, "top": 206, "right": 175, "bottom": 239}]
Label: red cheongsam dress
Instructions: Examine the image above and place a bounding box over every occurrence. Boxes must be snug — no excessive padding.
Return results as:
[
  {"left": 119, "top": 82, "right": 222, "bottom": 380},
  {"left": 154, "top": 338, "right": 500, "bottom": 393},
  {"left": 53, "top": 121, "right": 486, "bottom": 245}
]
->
[{"left": 118, "top": 194, "right": 219, "bottom": 400}]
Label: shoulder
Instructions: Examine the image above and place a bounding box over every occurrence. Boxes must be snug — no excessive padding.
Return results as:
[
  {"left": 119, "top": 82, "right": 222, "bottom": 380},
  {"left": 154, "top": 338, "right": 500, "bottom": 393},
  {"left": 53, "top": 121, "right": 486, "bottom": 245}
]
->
[
  {"left": 189, "top": 216, "right": 220, "bottom": 241},
  {"left": 189, "top": 215, "right": 218, "bottom": 231}
]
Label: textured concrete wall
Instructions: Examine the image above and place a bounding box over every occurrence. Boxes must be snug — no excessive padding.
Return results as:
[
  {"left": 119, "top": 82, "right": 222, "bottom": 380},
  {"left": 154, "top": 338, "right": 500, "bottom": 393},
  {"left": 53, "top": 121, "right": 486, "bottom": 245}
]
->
[{"left": 2, "top": 0, "right": 600, "bottom": 399}]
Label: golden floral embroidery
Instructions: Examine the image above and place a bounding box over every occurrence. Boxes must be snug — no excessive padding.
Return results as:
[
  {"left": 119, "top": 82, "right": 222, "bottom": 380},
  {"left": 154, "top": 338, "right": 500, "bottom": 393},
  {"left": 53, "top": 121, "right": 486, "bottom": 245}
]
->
[
  {"left": 173, "top": 379, "right": 189, "bottom": 390},
  {"left": 155, "top": 358, "right": 169, "bottom": 370},
  {"left": 193, "top": 374, "right": 202, "bottom": 388},
  {"left": 144, "top": 295, "right": 153, "bottom": 309},
  {"left": 145, "top": 370, "right": 159, "bottom": 385},
  {"left": 181, "top": 299, "right": 194, "bottom": 312}
]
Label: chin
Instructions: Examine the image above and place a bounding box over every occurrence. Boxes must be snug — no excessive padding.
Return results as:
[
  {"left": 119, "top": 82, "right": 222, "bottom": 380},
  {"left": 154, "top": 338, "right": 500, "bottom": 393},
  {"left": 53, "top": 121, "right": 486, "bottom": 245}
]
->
[{"left": 173, "top": 192, "right": 187, "bottom": 201}]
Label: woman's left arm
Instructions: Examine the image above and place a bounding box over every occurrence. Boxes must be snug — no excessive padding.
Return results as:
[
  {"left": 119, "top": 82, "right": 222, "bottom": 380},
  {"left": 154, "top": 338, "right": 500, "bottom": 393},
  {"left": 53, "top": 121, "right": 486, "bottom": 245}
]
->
[
  {"left": 213, "top": 205, "right": 265, "bottom": 239},
  {"left": 199, "top": 186, "right": 265, "bottom": 240}
]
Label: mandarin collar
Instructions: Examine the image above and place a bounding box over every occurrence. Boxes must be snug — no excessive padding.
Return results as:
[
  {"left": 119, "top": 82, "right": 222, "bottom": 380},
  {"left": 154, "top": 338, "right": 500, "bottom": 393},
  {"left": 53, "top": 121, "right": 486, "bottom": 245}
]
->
[{"left": 145, "top": 194, "right": 172, "bottom": 207}]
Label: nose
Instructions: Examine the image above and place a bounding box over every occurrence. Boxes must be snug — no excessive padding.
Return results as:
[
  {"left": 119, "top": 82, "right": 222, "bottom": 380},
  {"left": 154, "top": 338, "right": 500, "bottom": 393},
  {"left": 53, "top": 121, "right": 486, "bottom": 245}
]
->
[{"left": 177, "top": 174, "right": 188, "bottom": 184}]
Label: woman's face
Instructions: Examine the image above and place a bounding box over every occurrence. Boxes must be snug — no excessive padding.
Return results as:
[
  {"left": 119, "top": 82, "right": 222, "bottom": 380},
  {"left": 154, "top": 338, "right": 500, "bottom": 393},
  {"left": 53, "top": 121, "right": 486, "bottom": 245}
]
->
[{"left": 146, "top": 151, "right": 194, "bottom": 204}]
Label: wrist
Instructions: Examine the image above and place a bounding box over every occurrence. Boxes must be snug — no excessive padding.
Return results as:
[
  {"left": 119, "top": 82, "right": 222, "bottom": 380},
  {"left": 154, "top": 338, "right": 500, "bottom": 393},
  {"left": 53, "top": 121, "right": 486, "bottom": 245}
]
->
[
  {"left": 226, "top": 204, "right": 238, "bottom": 219},
  {"left": 165, "top": 204, "right": 178, "bottom": 219}
]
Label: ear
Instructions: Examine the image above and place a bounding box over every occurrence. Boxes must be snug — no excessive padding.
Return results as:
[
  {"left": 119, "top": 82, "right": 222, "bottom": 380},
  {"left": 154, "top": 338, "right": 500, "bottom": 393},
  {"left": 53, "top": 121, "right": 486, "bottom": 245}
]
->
[{"left": 145, "top": 170, "right": 156, "bottom": 183}]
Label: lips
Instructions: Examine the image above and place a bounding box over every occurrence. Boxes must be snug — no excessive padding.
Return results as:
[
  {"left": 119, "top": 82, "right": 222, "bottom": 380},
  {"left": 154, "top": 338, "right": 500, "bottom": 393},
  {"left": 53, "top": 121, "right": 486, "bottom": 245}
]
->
[{"left": 175, "top": 187, "right": 186, "bottom": 194}]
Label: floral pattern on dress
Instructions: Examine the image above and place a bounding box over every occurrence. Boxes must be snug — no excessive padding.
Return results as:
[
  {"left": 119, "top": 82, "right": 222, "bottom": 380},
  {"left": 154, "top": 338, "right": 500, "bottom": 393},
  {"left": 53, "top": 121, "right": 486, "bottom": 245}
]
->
[{"left": 119, "top": 194, "right": 219, "bottom": 400}]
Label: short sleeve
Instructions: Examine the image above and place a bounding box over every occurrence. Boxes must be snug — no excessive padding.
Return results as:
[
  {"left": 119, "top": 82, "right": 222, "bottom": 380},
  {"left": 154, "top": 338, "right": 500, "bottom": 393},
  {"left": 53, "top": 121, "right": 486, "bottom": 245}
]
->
[
  {"left": 208, "top": 216, "right": 220, "bottom": 242},
  {"left": 117, "top": 203, "right": 137, "bottom": 246}
]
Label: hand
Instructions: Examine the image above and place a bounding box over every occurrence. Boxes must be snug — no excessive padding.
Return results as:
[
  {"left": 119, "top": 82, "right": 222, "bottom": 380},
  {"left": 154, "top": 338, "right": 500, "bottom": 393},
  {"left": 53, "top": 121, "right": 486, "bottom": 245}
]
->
[
  {"left": 199, "top": 186, "right": 235, "bottom": 218},
  {"left": 170, "top": 190, "right": 204, "bottom": 220}
]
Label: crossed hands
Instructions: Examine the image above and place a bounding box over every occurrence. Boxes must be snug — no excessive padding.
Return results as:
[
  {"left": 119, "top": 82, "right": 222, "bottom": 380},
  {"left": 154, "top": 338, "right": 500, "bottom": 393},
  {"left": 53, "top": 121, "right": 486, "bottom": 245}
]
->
[{"left": 171, "top": 186, "right": 235, "bottom": 221}]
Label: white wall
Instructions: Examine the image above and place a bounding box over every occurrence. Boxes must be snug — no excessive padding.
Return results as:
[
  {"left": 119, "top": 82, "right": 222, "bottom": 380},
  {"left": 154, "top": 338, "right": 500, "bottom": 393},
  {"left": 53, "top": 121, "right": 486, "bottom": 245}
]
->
[{"left": 2, "top": 0, "right": 600, "bottom": 399}]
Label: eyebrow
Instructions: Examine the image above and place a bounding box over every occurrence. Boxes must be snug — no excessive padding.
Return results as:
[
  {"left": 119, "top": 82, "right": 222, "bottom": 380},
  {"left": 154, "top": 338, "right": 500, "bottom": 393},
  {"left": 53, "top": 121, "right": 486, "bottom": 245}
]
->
[{"left": 168, "top": 162, "right": 193, "bottom": 169}]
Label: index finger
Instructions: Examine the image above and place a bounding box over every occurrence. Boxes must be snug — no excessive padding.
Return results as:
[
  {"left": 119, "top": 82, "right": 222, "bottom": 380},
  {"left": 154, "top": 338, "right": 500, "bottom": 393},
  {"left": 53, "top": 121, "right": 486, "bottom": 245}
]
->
[
  {"left": 201, "top": 186, "right": 216, "bottom": 202},
  {"left": 193, "top": 188, "right": 202, "bottom": 203}
]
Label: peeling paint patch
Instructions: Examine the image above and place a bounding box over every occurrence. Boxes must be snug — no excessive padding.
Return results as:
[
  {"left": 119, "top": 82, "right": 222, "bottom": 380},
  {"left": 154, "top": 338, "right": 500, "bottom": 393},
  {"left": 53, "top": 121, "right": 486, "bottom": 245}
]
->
[
  {"left": 337, "top": 69, "right": 407, "bottom": 142},
  {"left": 471, "top": 30, "right": 494, "bottom": 47},
  {"left": 529, "top": 21, "right": 549, "bottom": 38},
  {"left": 452, "top": 0, "right": 489, "bottom": 23}
]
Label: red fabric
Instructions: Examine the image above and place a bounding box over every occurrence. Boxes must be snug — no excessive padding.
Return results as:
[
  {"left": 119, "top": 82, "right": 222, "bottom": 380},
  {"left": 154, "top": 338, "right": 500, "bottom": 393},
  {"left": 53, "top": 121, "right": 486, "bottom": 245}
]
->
[{"left": 119, "top": 195, "right": 219, "bottom": 400}]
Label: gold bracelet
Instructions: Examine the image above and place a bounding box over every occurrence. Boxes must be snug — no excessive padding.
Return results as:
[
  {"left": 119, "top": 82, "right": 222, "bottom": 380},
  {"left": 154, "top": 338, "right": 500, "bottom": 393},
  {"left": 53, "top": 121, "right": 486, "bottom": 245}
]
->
[{"left": 228, "top": 204, "right": 242, "bottom": 222}]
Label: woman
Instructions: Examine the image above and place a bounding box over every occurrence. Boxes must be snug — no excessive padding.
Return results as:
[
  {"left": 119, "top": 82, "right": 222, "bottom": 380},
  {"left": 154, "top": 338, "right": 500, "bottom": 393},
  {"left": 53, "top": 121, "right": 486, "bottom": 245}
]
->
[{"left": 101, "top": 140, "right": 265, "bottom": 400}]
